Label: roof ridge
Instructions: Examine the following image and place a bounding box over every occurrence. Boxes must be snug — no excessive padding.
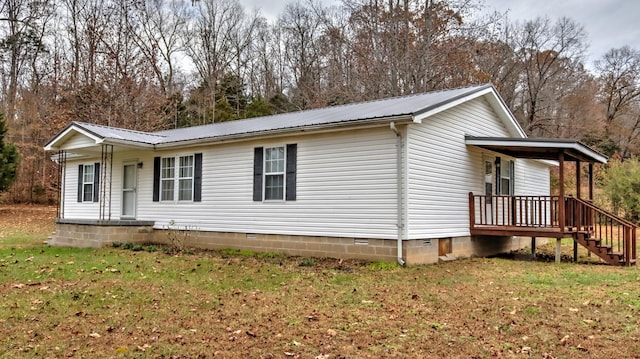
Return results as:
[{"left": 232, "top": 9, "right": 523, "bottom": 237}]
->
[
  {"left": 74, "top": 121, "right": 166, "bottom": 138},
  {"left": 286, "top": 83, "right": 492, "bottom": 113}
]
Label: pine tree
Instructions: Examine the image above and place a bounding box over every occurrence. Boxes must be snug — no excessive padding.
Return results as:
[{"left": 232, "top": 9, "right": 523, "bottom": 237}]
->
[{"left": 0, "top": 113, "right": 19, "bottom": 192}]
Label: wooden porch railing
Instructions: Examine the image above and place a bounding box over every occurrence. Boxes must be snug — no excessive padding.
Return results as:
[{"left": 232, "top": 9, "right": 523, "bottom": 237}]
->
[
  {"left": 469, "top": 193, "right": 561, "bottom": 228},
  {"left": 469, "top": 193, "right": 637, "bottom": 266}
]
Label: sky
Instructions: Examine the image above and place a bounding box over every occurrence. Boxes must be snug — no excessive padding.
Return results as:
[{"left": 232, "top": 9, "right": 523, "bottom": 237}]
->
[{"left": 240, "top": 0, "right": 640, "bottom": 69}]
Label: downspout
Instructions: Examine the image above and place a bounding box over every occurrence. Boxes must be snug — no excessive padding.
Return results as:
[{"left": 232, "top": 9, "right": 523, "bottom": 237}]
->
[{"left": 390, "top": 122, "right": 406, "bottom": 266}]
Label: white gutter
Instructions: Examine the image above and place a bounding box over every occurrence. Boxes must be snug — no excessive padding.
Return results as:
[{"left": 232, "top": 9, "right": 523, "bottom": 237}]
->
[{"left": 390, "top": 122, "right": 406, "bottom": 266}]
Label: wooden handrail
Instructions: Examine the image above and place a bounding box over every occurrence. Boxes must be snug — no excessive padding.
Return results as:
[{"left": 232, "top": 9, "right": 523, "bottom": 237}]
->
[
  {"left": 569, "top": 196, "right": 638, "bottom": 229},
  {"left": 566, "top": 196, "right": 637, "bottom": 266}
]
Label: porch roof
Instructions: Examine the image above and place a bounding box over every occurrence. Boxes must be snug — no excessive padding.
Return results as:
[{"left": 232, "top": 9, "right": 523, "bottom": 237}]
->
[{"left": 465, "top": 136, "right": 608, "bottom": 164}]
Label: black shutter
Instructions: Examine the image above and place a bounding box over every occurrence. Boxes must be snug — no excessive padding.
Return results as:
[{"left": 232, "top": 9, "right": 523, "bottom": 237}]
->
[
  {"left": 286, "top": 144, "right": 297, "bottom": 201},
  {"left": 77, "top": 165, "right": 83, "bottom": 202},
  {"left": 194, "top": 153, "right": 202, "bottom": 202},
  {"left": 153, "top": 156, "right": 161, "bottom": 202},
  {"left": 93, "top": 163, "right": 100, "bottom": 202},
  {"left": 253, "top": 147, "right": 263, "bottom": 201}
]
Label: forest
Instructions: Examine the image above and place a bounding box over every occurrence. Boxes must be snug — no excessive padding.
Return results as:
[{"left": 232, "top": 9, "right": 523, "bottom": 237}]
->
[{"left": 0, "top": 0, "right": 638, "bottom": 205}]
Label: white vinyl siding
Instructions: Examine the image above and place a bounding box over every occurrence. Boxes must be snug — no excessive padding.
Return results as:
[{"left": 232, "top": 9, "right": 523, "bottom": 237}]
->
[
  {"left": 514, "top": 159, "right": 551, "bottom": 196},
  {"left": 406, "top": 97, "right": 520, "bottom": 239},
  {"left": 60, "top": 134, "right": 96, "bottom": 150},
  {"left": 133, "top": 127, "right": 398, "bottom": 239},
  {"left": 62, "top": 161, "right": 101, "bottom": 219}
]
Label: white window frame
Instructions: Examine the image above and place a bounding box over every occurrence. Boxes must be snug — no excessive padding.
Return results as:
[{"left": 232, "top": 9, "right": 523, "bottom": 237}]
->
[
  {"left": 160, "top": 157, "right": 175, "bottom": 201},
  {"left": 178, "top": 155, "right": 194, "bottom": 201},
  {"left": 263, "top": 146, "right": 286, "bottom": 201},
  {"left": 500, "top": 159, "right": 515, "bottom": 195},
  {"left": 160, "top": 155, "right": 195, "bottom": 202},
  {"left": 82, "top": 164, "right": 95, "bottom": 202}
]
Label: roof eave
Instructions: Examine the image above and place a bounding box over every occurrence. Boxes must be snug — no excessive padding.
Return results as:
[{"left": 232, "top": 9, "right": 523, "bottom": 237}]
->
[{"left": 465, "top": 136, "right": 608, "bottom": 164}]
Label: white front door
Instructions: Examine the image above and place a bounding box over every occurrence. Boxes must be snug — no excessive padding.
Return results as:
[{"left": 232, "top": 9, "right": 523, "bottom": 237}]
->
[{"left": 122, "top": 163, "right": 137, "bottom": 219}]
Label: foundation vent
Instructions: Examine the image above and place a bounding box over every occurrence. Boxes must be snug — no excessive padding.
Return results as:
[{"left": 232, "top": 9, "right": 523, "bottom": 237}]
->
[
  {"left": 354, "top": 239, "right": 369, "bottom": 246},
  {"left": 423, "top": 239, "right": 432, "bottom": 246},
  {"left": 246, "top": 233, "right": 257, "bottom": 240}
]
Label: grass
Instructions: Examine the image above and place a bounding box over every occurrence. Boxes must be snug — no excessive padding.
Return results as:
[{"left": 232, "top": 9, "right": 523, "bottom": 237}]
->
[{"left": 1, "top": 205, "right": 640, "bottom": 357}]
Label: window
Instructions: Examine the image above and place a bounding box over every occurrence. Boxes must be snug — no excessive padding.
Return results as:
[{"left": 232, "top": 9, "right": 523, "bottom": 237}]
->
[
  {"left": 498, "top": 159, "right": 515, "bottom": 195},
  {"left": 484, "top": 160, "right": 493, "bottom": 204},
  {"left": 160, "top": 157, "right": 175, "bottom": 201},
  {"left": 179, "top": 155, "right": 194, "bottom": 201},
  {"left": 264, "top": 147, "right": 285, "bottom": 200},
  {"left": 153, "top": 154, "right": 202, "bottom": 202},
  {"left": 253, "top": 144, "right": 297, "bottom": 202},
  {"left": 77, "top": 163, "right": 100, "bottom": 203},
  {"left": 82, "top": 164, "right": 95, "bottom": 202}
]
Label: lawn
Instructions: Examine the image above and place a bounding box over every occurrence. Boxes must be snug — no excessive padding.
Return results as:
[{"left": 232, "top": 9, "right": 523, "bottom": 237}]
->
[{"left": 1, "top": 206, "right": 639, "bottom": 358}]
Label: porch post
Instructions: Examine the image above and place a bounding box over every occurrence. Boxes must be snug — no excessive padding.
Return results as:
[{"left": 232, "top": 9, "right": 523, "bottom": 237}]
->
[
  {"left": 588, "top": 163, "right": 594, "bottom": 201},
  {"left": 558, "top": 152, "right": 565, "bottom": 231},
  {"left": 587, "top": 162, "right": 594, "bottom": 258},
  {"left": 557, "top": 152, "right": 566, "bottom": 264},
  {"left": 57, "top": 150, "right": 67, "bottom": 219},
  {"left": 531, "top": 237, "right": 536, "bottom": 258},
  {"left": 575, "top": 160, "right": 581, "bottom": 199}
]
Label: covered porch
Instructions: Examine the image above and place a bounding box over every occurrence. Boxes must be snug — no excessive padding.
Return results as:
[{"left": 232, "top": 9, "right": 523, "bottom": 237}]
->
[{"left": 466, "top": 137, "right": 637, "bottom": 266}]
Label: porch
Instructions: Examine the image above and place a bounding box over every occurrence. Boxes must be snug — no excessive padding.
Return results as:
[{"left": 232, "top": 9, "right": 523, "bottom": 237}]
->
[
  {"left": 465, "top": 136, "right": 637, "bottom": 266},
  {"left": 469, "top": 193, "right": 637, "bottom": 266}
]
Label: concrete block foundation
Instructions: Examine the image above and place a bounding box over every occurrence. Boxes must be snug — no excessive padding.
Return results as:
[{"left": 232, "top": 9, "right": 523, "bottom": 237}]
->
[{"left": 49, "top": 220, "right": 545, "bottom": 265}]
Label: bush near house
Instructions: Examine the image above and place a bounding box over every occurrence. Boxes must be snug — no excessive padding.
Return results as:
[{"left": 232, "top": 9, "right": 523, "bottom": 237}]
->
[{"left": 601, "top": 158, "right": 640, "bottom": 223}]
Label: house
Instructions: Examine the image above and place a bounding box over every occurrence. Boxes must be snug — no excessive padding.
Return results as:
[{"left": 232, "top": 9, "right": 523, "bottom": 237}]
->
[{"left": 44, "top": 84, "right": 636, "bottom": 265}]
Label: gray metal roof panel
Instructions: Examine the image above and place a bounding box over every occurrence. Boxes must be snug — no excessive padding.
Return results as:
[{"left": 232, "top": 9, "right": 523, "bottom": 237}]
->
[{"left": 155, "top": 84, "right": 492, "bottom": 144}]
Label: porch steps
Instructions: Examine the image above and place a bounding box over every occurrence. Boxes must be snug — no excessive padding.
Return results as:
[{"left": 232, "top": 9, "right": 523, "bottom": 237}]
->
[
  {"left": 573, "top": 231, "right": 635, "bottom": 266},
  {"left": 438, "top": 253, "right": 457, "bottom": 262}
]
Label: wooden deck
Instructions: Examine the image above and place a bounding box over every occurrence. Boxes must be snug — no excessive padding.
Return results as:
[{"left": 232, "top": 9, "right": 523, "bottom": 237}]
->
[{"left": 469, "top": 193, "right": 637, "bottom": 266}]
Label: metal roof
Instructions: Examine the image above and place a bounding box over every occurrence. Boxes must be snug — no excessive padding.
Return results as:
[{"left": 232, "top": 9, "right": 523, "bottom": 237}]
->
[
  {"left": 45, "top": 84, "right": 497, "bottom": 151},
  {"left": 152, "top": 84, "right": 495, "bottom": 145}
]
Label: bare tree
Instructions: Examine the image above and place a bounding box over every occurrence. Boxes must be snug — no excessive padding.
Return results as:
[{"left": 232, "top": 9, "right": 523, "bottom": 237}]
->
[
  {"left": 277, "top": 1, "right": 324, "bottom": 109},
  {"left": 595, "top": 46, "right": 640, "bottom": 137},
  {"left": 128, "top": 0, "right": 189, "bottom": 95},
  {"left": 184, "top": 0, "right": 246, "bottom": 124},
  {"left": 511, "top": 17, "right": 588, "bottom": 136},
  {"left": 0, "top": 0, "right": 54, "bottom": 122}
]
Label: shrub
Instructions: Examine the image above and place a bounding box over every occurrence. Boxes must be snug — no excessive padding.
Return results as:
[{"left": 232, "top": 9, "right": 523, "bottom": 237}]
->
[{"left": 601, "top": 158, "right": 640, "bottom": 223}]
